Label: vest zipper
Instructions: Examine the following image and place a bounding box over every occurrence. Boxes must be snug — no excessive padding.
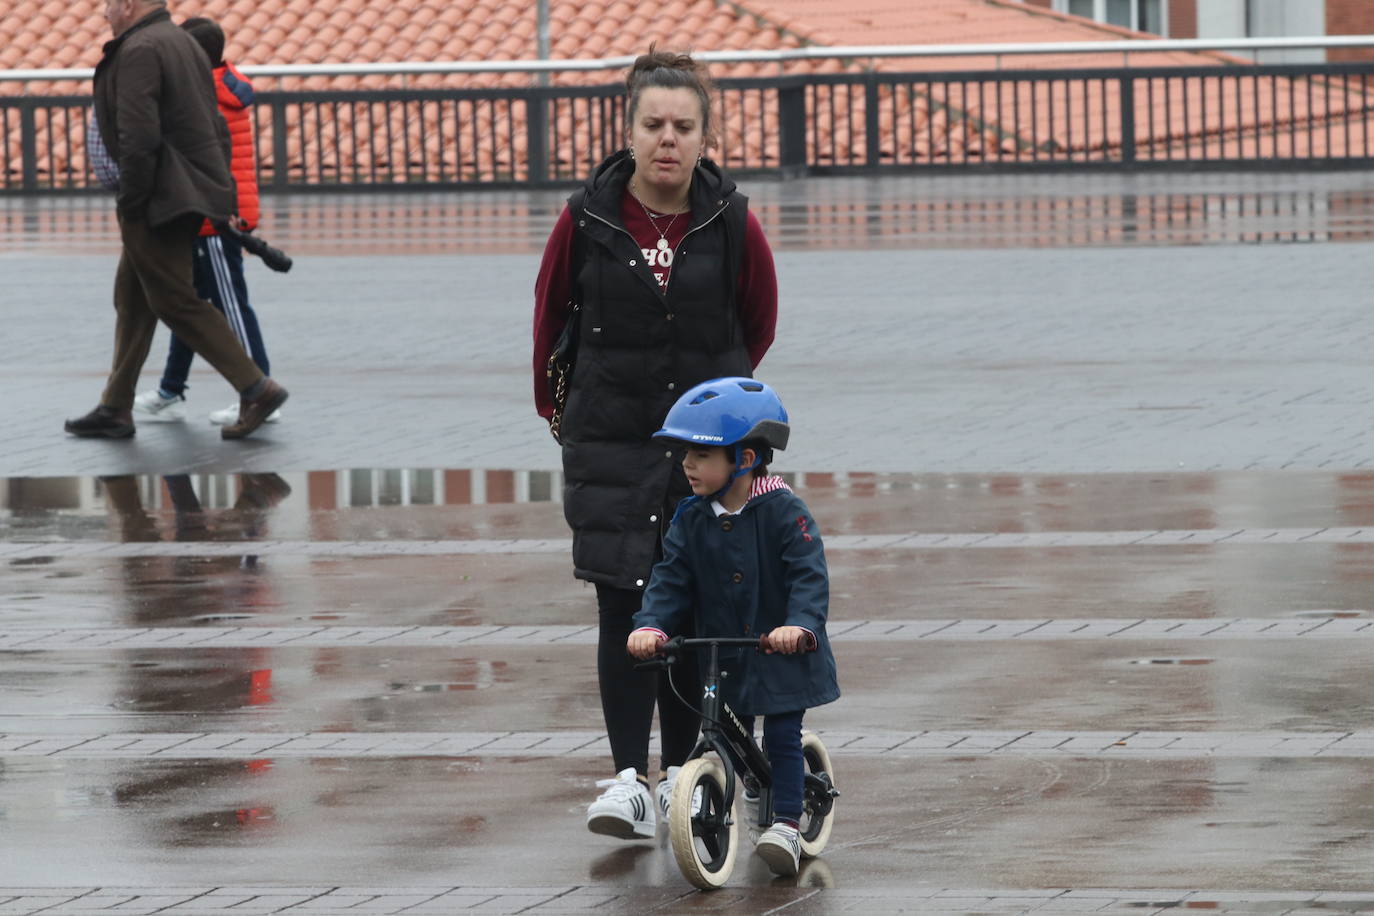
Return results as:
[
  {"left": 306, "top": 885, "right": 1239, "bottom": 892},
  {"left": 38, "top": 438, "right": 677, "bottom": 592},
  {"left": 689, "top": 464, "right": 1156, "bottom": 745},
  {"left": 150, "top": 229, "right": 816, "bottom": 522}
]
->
[{"left": 584, "top": 199, "right": 730, "bottom": 297}]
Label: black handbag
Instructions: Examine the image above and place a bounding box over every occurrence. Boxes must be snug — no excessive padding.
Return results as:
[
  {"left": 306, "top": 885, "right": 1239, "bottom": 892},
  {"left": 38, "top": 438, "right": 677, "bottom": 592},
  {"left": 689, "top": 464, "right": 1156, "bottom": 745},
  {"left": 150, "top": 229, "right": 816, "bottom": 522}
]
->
[{"left": 545, "top": 302, "right": 580, "bottom": 444}]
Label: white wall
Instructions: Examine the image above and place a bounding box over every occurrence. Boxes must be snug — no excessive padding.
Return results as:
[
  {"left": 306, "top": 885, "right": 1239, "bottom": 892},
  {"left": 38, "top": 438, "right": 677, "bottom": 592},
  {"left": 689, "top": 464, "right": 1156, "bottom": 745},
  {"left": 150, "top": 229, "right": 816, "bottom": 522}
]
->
[
  {"left": 1249, "top": 0, "right": 1326, "bottom": 63},
  {"left": 1196, "top": 0, "right": 1248, "bottom": 38}
]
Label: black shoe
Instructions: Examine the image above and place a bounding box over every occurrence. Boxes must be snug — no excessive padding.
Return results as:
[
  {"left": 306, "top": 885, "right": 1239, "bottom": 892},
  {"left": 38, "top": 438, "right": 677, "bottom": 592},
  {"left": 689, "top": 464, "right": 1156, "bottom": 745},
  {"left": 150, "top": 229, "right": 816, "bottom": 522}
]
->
[{"left": 65, "top": 405, "right": 135, "bottom": 439}]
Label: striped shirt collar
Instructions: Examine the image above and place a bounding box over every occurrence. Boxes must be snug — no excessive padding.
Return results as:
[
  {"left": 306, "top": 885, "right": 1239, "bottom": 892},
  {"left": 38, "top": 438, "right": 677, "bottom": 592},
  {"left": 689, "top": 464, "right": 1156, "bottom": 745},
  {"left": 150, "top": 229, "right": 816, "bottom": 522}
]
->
[{"left": 710, "top": 475, "right": 792, "bottom": 517}]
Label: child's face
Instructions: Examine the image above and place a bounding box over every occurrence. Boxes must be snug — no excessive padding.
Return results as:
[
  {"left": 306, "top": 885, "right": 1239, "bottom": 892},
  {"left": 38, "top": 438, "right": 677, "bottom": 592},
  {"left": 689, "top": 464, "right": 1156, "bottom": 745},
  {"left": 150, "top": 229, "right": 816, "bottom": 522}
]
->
[{"left": 682, "top": 445, "right": 737, "bottom": 496}]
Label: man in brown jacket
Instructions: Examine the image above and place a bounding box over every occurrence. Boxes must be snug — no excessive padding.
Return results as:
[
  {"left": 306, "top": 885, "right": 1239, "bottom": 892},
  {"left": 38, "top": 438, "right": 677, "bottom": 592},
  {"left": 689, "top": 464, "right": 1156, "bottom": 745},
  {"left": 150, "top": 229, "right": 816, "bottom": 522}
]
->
[{"left": 65, "top": 0, "right": 288, "bottom": 441}]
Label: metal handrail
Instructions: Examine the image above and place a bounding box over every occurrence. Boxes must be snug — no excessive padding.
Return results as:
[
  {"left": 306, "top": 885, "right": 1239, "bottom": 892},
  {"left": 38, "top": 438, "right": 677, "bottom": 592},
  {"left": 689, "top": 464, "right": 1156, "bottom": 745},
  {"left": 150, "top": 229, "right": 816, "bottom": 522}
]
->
[{"left": 5, "top": 34, "right": 1374, "bottom": 82}]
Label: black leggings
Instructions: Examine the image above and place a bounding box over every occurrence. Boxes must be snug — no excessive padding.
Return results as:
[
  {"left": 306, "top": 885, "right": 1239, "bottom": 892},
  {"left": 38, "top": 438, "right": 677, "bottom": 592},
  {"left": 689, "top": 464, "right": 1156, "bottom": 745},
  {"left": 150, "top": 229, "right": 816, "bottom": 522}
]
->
[{"left": 596, "top": 583, "right": 701, "bottom": 777}]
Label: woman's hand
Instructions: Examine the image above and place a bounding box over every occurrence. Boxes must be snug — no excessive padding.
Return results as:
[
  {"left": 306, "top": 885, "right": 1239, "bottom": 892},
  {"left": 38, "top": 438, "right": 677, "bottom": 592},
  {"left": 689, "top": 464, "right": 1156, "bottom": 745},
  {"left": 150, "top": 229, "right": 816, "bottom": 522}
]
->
[
  {"left": 627, "top": 629, "right": 666, "bottom": 659},
  {"left": 764, "top": 626, "right": 810, "bottom": 654}
]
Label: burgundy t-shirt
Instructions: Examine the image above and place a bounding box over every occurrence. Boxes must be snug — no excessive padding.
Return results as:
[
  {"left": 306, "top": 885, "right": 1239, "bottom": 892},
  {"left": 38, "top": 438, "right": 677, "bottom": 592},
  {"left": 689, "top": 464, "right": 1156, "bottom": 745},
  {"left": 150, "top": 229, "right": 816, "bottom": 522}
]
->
[
  {"left": 532, "top": 190, "right": 779, "bottom": 419},
  {"left": 619, "top": 192, "right": 691, "bottom": 295}
]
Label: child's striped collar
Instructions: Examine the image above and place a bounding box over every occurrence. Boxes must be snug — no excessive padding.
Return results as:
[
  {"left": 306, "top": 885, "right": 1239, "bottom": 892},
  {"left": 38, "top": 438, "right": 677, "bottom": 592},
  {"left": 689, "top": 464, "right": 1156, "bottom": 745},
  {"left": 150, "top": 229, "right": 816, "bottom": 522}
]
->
[
  {"left": 710, "top": 475, "right": 792, "bottom": 517},
  {"left": 748, "top": 475, "right": 792, "bottom": 501}
]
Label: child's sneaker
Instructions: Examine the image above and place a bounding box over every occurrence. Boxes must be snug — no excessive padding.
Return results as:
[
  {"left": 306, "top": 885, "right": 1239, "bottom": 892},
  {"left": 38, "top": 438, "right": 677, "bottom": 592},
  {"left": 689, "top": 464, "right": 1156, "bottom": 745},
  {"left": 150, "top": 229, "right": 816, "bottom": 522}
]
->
[
  {"left": 755, "top": 822, "right": 801, "bottom": 876},
  {"left": 132, "top": 389, "right": 186, "bottom": 422},
  {"left": 655, "top": 765, "right": 680, "bottom": 819},
  {"left": 209, "top": 402, "right": 282, "bottom": 425},
  {"left": 586, "top": 768, "right": 655, "bottom": 839}
]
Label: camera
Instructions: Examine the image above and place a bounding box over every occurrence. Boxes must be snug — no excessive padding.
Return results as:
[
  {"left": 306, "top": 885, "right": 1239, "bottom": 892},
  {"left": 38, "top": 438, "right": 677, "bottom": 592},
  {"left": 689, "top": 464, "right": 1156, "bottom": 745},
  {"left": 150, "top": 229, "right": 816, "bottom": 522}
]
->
[{"left": 212, "top": 219, "right": 293, "bottom": 273}]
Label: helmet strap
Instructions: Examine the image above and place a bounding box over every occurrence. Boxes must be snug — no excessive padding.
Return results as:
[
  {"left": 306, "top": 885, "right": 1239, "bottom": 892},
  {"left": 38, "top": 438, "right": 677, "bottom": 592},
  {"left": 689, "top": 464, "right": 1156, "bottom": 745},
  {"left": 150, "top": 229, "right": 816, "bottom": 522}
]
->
[{"left": 710, "top": 445, "right": 760, "bottom": 505}]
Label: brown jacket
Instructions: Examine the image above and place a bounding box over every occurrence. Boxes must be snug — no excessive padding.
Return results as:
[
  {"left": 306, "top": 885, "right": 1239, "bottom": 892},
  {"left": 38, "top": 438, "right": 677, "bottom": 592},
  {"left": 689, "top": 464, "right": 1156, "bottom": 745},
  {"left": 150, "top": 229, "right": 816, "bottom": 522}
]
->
[{"left": 93, "top": 8, "right": 234, "bottom": 227}]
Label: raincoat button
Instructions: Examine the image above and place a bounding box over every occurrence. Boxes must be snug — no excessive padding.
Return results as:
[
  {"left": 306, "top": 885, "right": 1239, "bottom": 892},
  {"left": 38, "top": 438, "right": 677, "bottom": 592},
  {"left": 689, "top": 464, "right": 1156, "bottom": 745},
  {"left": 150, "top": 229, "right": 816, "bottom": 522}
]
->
[
  {"left": 722, "top": 520, "right": 733, "bottom": 532},
  {"left": 665, "top": 450, "right": 673, "bottom": 458},
  {"left": 578, "top": 219, "right": 586, "bottom": 227},
  {"left": 731, "top": 572, "right": 743, "bottom": 583},
  {"left": 635, "top": 578, "right": 645, "bottom": 587},
  {"left": 666, "top": 313, "right": 675, "bottom": 321},
  {"left": 629, "top": 259, "right": 637, "bottom": 266},
  {"left": 667, "top": 382, "right": 676, "bottom": 390},
  {"left": 650, "top": 514, "right": 658, "bottom": 523}
]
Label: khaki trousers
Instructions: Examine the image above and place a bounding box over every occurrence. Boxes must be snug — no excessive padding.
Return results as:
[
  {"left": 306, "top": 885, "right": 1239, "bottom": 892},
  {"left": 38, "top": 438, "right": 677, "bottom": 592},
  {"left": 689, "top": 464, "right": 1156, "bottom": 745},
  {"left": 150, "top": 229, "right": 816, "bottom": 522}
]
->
[{"left": 100, "top": 212, "right": 263, "bottom": 410}]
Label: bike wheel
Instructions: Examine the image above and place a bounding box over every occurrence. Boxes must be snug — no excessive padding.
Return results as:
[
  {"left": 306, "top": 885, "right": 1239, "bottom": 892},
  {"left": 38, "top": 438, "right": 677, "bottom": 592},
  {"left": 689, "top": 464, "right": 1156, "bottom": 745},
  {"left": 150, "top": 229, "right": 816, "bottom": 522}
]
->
[
  {"left": 669, "top": 757, "right": 738, "bottom": 890},
  {"left": 799, "top": 730, "right": 836, "bottom": 858}
]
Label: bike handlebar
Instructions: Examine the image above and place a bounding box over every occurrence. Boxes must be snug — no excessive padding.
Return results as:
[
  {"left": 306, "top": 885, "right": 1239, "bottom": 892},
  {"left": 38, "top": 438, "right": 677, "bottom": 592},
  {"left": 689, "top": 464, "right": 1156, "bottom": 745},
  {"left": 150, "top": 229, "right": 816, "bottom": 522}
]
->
[
  {"left": 638, "top": 633, "right": 813, "bottom": 665},
  {"left": 665, "top": 636, "right": 772, "bottom": 650}
]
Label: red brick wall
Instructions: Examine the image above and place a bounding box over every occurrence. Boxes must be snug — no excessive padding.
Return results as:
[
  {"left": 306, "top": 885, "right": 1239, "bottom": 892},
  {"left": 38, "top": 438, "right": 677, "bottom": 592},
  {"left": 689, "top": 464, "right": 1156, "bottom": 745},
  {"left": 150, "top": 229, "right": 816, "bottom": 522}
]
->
[
  {"left": 1328, "top": 0, "right": 1374, "bottom": 62},
  {"left": 1169, "top": 0, "right": 1197, "bottom": 38}
]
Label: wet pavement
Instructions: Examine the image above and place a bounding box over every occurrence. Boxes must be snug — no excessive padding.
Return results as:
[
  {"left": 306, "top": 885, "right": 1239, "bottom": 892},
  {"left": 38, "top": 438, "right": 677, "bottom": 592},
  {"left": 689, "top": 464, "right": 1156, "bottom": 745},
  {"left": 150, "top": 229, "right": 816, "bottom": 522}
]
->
[{"left": 6, "top": 173, "right": 1374, "bottom": 912}]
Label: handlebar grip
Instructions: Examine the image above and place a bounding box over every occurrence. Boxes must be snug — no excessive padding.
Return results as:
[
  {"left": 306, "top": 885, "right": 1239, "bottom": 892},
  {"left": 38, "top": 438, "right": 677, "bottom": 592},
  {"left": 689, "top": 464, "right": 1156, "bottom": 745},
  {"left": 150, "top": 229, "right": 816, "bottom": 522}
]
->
[{"left": 633, "top": 652, "right": 677, "bottom": 670}]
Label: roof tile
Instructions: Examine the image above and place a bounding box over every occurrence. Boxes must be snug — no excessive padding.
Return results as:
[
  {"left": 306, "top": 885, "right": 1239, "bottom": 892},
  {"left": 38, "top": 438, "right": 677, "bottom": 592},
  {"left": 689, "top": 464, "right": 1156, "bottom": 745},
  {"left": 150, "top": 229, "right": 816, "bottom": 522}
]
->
[{"left": 4, "top": 0, "right": 1372, "bottom": 184}]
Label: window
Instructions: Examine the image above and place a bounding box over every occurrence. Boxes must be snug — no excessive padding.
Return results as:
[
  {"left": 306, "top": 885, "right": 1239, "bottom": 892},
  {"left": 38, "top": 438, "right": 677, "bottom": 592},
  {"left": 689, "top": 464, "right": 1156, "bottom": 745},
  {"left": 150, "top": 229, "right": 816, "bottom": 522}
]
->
[{"left": 1056, "top": 0, "right": 1167, "bottom": 36}]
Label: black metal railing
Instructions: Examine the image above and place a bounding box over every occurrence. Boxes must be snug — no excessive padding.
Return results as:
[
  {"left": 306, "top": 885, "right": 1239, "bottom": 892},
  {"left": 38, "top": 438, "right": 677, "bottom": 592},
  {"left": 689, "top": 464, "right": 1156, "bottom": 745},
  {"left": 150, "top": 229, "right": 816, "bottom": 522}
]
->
[{"left": 5, "top": 63, "right": 1374, "bottom": 192}]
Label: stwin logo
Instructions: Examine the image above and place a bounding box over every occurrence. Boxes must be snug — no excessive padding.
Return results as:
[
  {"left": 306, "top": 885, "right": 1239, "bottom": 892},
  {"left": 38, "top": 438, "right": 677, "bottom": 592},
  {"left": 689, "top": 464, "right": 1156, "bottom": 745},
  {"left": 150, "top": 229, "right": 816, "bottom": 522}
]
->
[{"left": 691, "top": 434, "right": 725, "bottom": 442}]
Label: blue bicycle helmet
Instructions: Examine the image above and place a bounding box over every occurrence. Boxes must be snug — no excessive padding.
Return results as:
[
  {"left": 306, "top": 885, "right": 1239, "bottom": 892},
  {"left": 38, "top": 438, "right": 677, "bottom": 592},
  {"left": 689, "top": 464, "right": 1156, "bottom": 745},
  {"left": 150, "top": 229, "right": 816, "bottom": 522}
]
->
[{"left": 655, "top": 377, "right": 790, "bottom": 450}]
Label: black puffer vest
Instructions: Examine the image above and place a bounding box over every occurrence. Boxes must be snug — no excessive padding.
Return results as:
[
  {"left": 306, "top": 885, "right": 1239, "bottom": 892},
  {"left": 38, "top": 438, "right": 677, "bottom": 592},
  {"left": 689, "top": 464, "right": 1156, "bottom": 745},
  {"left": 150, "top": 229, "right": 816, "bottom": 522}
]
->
[{"left": 561, "top": 151, "right": 751, "bottom": 590}]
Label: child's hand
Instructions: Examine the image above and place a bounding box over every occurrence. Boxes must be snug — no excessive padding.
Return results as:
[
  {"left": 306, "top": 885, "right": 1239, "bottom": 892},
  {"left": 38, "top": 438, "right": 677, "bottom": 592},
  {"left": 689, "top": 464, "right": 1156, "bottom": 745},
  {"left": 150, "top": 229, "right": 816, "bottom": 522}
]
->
[
  {"left": 764, "top": 626, "right": 809, "bottom": 654},
  {"left": 627, "top": 629, "right": 666, "bottom": 659}
]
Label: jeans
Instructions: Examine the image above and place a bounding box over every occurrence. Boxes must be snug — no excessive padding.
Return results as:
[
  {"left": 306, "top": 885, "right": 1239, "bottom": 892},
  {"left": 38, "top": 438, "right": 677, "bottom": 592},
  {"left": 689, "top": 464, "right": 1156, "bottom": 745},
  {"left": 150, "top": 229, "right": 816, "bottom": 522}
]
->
[{"left": 736, "top": 710, "right": 806, "bottom": 822}]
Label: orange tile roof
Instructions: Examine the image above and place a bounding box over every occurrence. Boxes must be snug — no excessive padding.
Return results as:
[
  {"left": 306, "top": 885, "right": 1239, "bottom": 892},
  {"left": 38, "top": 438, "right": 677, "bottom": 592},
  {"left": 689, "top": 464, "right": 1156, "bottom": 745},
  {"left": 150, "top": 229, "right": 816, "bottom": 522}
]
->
[{"left": 2, "top": 0, "right": 1371, "bottom": 185}]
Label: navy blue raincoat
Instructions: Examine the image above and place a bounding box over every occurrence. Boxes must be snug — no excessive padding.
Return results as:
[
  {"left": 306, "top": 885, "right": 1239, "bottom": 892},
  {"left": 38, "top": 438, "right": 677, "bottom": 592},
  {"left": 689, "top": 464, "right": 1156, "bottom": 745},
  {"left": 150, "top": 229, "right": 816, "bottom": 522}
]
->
[{"left": 634, "top": 482, "right": 841, "bottom": 716}]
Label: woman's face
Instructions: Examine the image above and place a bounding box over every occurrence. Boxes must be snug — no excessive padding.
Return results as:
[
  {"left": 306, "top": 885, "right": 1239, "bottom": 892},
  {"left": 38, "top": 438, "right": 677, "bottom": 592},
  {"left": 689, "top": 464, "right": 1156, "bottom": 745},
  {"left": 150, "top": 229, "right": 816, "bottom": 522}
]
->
[{"left": 628, "top": 86, "right": 705, "bottom": 199}]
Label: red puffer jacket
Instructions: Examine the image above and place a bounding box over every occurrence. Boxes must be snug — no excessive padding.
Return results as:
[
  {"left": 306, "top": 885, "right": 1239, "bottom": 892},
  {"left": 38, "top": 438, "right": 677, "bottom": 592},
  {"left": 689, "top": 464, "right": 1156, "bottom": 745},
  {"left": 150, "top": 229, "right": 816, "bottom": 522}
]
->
[{"left": 201, "top": 61, "right": 259, "bottom": 235}]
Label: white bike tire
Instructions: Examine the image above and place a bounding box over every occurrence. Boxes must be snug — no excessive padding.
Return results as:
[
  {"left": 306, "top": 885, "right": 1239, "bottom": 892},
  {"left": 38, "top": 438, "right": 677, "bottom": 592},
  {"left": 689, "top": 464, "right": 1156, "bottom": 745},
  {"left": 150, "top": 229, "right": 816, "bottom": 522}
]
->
[
  {"left": 799, "top": 730, "right": 835, "bottom": 858},
  {"left": 669, "top": 757, "right": 738, "bottom": 890}
]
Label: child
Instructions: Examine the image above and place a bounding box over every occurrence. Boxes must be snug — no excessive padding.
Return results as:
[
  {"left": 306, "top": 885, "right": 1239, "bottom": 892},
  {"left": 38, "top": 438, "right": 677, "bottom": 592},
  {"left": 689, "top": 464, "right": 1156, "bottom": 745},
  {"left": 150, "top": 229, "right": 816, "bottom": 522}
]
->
[{"left": 627, "top": 377, "right": 840, "bottom": 877}]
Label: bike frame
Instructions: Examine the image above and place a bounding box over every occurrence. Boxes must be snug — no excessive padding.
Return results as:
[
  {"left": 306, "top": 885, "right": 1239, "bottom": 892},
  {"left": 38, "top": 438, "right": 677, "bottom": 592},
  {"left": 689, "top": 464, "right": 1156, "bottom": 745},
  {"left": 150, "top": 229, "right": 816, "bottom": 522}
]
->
[{"left": 666, "top": 636, "right": 778, "bottom": 832}]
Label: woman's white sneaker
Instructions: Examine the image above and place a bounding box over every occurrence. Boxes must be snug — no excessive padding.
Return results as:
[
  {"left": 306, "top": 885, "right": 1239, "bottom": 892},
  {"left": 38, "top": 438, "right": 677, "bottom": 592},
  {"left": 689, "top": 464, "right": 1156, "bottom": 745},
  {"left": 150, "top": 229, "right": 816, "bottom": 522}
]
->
[
  {"left": 655, "top": 765, "right": 680, "bottom": 819},
  {"left": 755, "top": 822, "right": 802, "bottom": 876},
  {"left": 132, "top": 389, "right": 186, "bottom": 422},
  {"left": 586, "top": 768, "right": 655, "bottom": 839}
]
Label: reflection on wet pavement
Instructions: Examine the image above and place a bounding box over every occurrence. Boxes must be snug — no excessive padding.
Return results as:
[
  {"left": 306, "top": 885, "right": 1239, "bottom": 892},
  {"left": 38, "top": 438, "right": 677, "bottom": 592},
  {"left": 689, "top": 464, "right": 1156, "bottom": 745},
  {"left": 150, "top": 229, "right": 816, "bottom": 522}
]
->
[
  {"left": 8, "top": 173, "right": 1374, "bottom": 255},
  {"left": 12, "top": 467, "right": 1374, "bottom": 541},
  {"left": 2, "top": 754, "right": 1372, "bottom": 892},
  {"left": 7, "top": 467, "right": 1374, "bottom": 903}
]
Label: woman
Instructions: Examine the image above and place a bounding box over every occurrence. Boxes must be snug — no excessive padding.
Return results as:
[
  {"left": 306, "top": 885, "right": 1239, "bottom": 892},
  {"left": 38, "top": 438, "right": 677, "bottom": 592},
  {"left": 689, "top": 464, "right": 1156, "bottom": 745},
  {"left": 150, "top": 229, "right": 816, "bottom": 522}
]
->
[{"left": 532, "top": 48, "right": 778, "bottom": 840}]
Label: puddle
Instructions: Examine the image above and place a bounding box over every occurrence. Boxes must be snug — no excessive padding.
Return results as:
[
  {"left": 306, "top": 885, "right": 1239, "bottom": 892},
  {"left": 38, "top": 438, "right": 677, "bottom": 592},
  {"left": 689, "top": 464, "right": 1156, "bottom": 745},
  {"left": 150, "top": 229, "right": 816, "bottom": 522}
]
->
[
  {"left": 9, "top": 468, "right": 1374, "bottom": 546},
  {"left": 1291, "top": 610, "right": 1367, "bottom": 619},
  {"left": 1128, "top": 658, "right": 1215, "bottom": 666}
]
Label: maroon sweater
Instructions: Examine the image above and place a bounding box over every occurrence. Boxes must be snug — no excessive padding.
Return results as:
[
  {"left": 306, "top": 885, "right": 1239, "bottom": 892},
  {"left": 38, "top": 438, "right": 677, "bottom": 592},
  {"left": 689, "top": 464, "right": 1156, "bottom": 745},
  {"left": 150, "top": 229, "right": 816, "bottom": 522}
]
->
[{"left": 532, "top": 192, "right": 778, "bottom": 419}]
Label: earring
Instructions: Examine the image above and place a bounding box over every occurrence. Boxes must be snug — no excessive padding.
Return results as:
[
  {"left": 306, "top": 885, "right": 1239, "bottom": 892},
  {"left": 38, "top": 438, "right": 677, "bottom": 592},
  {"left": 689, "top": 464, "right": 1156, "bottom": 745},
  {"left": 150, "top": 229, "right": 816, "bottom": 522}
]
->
[{"left": 629, "top": 147, "right": 635, "bottom": 161}]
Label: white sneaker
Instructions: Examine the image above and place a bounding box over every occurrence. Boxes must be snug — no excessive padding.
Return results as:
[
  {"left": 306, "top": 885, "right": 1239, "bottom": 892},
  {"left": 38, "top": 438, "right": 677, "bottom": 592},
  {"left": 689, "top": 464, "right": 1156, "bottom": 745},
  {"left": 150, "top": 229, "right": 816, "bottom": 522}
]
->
[
  {"left": 586, "top": 768, "right": 655, "bottom": 839},
  {"left": 740, "top": 789, "right": 762, "bottom": 843},
  {"left": 655, "top": 765, "right": 704, "bottom": 821},
  {"left": 208, "top": 402, "right": 282, "bottom": 425},
  {"left": 756, "top": 822, "right": 801, "bottom": 876},
  {"left": 655, "top": 765, "right": 680, "bottom": 819},
  {"left": 132, "top": 389, "right": 186, "bottom": 422}
]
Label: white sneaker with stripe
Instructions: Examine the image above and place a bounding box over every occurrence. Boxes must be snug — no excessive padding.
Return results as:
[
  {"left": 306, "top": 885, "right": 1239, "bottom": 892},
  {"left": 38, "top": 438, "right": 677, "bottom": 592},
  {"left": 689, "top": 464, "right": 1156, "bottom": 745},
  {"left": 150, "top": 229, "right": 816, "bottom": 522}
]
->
[
  {"left": 756, "top": 822, "right": 802, "bottom": 876},
  {"left": 586, "top": 768, "right": 655, "bottom": 839}
]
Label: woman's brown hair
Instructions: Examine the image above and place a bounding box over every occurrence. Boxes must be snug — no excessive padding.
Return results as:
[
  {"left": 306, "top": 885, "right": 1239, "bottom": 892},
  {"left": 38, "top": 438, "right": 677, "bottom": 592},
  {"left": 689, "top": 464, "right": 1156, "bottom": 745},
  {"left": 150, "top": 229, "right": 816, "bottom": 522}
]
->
[{"left": 625, "top": 46, "right": 717, "bottom": 148}]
